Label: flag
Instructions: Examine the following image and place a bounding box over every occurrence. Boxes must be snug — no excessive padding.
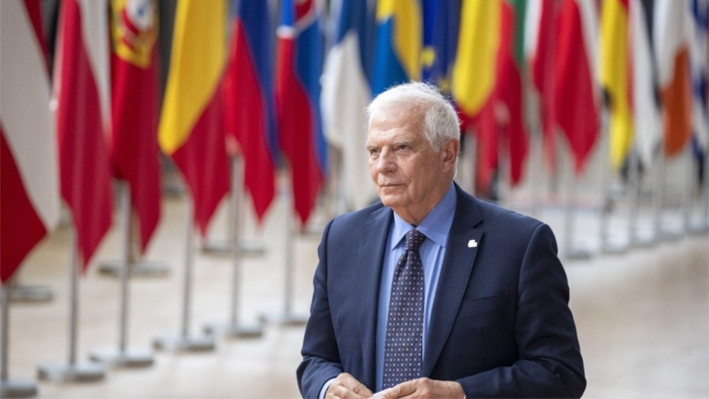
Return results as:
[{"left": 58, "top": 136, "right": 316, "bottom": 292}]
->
[
  {"left": 452, "top": 0, "right": 499, "bottom": 121},
  {"left": 422, "top": 0, "right": 461, "bottom": 91},
  {"left": 452, "top": 0, "right": 502, "bottom": 190},
  {"left": 321, "top": 0, "right": 375, "bottom": 210},
  {"left": 630, "top": 0, "right": 661, "bottom": 168},
  {"left": 601, "top": 0, "right": 634, "bottom": 170},
  {"left": 496, "top": 0, "right": 529, "bottom": 185},
  {"left": 654, "top": 0, "right": 693, "bottom": 157},
  {"left": 55, "top": 0, "right": 114, "bottom": 269},
  {"left": 690, "top": 0, "right": 709, "bottom": 156},
  {"left": 372, "top": 0, "right": 422, "bottom": 96},
  {"left": 554, "top": 0, "right": 600, "bottom": 174},
  {"left": 224, "top": 0, "right": 278, "bottom": 221},
  {"left": 0, "top": 0, "right": 60, "bottom": 282},
  {"left": 452, "top": 0, "right": 528, "bottom": 187},
  {"left": 158, "top": 0, "right": 230, "bottom": 236},
  {"left": 110, "top": 0, "right": 161, "bottom": 253},
  {"left": 525, "top": 0, "right": 558, "bottom": 170},
  {"left": 276, "top": 0, "right": 327, "bottom": 225}
]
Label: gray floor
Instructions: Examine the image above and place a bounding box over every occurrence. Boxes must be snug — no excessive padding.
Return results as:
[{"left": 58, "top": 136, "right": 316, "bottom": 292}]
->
[{"left": 3, "top": 185, "right": 708, "bottom": 398}]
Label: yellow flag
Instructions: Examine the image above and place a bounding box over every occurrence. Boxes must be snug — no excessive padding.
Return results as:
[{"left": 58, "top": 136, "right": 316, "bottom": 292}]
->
[
  {"left": 600, "top": 0, "right": 633, "bottom": 169},
  {"left": 452, "top": 0, "right": 501, "bottom": 118}
]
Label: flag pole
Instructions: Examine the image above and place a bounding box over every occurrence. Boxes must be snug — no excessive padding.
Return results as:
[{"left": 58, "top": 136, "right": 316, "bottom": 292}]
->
[
  {"left": 0, "top": 283, "right": 38, "bottom": 397},
  {"left": 153, "top": 193, "right": 215, "bottom": 352},
  {"left": 38, "top": 228, "right": 105, "bottom": 382},
  {"left": 529, "top": 126, "right": 543, "bottom": 218},
  {"left": 562, "top": 128, "right": 592, "bottom": 260},
  {"left": 6, "top": 274, "right": 53, "bottom": 303},
  {"left": 652, "top": 142, "right": 666, "bottom": 240},
  {"left": 90, "top": 182, "right": 154, "bottom": 367},
  {"left": 681, "top": 145, "right": 693, "bottom": 234},
  {"left": 599, "top": 107, "right": 629, "bottom": 254},
  {"left": 97, "top": 179, "right": 169, "bottom": 278},
  {"left": 204, "top": 155, "right": 264, "bottom": 338},
  {"left": 627, "top": 148, "right": 641, "bottom": 247},
  {"left": 199, "top": 161, "right": 267, "bottom": 257},
  {"left": 260, "top": 176, "right": 308, "bottom": 326}
]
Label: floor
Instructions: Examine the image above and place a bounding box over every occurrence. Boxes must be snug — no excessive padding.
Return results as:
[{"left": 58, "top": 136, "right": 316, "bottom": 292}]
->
[{"left": 2, "top": 181, "right": 708, "bottom": 398}]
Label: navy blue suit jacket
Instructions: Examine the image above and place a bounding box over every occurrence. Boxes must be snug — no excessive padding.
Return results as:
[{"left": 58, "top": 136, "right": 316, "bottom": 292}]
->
[{"left": 297, "top": 184, "right": 585, "bottom": 398}]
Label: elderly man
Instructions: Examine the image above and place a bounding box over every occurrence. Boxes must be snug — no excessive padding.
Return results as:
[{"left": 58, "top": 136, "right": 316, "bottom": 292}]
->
[{"left": 297, "top": 82, "right": 585, "bottom": 399}]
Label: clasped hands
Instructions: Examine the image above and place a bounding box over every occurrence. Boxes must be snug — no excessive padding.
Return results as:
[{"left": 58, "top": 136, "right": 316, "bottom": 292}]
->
[{"left": 325, "top": 372, "right": 464, "bottom": 399}]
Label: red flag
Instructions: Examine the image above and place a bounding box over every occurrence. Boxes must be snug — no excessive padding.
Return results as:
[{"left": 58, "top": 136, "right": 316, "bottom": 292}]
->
[
  {"left": 495, "top": 0, "right": 528, "bottom": 186},
  {"left": 110, "top": 0, "right": 161, "bottom": 253},
  {"left": 276, "top": 0, "right": 327, "bottom": 225},
  {"left": 224, "top": 0, "right": 277, "bottom": 221},
  {"left": 526, "top": 0, "right": 559, "bottom": 170},
  {"left": 1, "top": 0, "right": 60, "bottom": 282},
  {"left": 554, "top": 0, "right": 600, "bottom": 175},
  {"left": 55, "top": 0, "right": 114, "bottom": 268}
]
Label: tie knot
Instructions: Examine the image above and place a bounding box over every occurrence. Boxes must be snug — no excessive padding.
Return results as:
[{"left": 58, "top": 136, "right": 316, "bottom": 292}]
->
[{"left": 405, "top": 229, "right": 425, "bottom": 251}]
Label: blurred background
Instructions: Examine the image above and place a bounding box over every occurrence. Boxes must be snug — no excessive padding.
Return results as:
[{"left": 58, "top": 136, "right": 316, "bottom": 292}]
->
[{"left": 1, "top": 0, "right": 708, "bottom": 397}]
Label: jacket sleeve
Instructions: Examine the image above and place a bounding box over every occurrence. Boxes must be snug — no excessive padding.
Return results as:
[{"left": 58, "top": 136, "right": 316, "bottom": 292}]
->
[
  {"left": 296, "top": 219, "right": 343, "bottom": 398},
  {"left": 457, "top": 223, "right": 586, "bottom": 398}
]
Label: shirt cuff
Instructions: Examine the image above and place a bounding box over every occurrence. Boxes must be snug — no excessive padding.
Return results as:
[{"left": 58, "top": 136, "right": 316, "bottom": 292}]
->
[{"left": 319, "top": 378, "right": 336, "bottom": 399}]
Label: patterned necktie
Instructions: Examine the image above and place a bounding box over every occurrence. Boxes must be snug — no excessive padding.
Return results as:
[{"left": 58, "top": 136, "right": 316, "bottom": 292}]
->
[{"left": 382, "top": 228, "right": 426, "bottom": 389}]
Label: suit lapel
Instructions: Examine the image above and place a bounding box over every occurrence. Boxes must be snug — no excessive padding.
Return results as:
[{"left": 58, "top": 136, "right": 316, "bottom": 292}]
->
[
  {"left": 356, "top": 206, "right": 392, "bottom": 389},
  {"left": 422, "top": 186, "right": 484, "bottom": 377}
]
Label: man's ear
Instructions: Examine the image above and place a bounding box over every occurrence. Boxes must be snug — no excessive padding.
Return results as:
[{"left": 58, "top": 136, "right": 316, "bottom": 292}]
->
[{"left": 440, "top": 139, "right": 460, "bottom": 173}]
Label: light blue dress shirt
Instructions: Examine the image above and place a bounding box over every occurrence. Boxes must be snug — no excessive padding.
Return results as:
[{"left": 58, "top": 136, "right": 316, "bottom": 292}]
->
[
  {"left": 374, "top": 183, "right": 457, "bottom": 392},
  {"left": 318, "top": 184, "right": 457, "bottom": 398}
]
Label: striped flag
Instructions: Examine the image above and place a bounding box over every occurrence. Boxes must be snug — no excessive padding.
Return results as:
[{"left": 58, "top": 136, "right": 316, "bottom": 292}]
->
[
  {"left": 224, "top": 0, "right": 278, "bottom": 221},
  {"left": 601, "top": 0, "right": 634, "bottom": 170},
  {"left": 452, "top": 0, "right": 528, "bottom": 187},
  {"left": 630, "top": 0, "right": 661, "bottom": 168},
  {"left": 452, "top": 0, "right": 502, "bottom": 190},
  {"left": 110, "top": 0, "right": 161, "bottom": 252},
  {"left": 496, "top": 0, "right": 529, "bottom": 185},
  {"left": 276, "top": 0, "right": 328, "bottom": 225},
  {"left": 654, "top": 0, "right": 693, "bottom": 157},
  {"left": 0, "top": 0, "right": 60, "bottom": 281},
  {"left": 321, "top": 0, "right": 376, "bottom": 210},
  {"left": 55, "top": 0, "right": 114, "bottom": 269},
  {"left": 372, "top": 0, "right": 422, "bottom": 96},
  {"left": 525, "top": 0, "right": 558, "bottom": 170},
  {"left": 158, "top": 0, "right": 230, "bottom": 236},
  {"left": 554, "top": 0, "right": 600, "bottom": 174}
]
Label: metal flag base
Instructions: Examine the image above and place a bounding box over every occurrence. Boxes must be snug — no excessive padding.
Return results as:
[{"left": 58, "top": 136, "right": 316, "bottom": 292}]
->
[
  {"left": 259, "top": 311, "right": 309, "bottom": 327},
  {"left": 152, "top": 335, "right": 215, "bottom": 352},
  {"left": 37, "top": 362, "right": 105, "bottom": 383},
  {"left": 0, "top": 379, "right": 37, "bottom": 398},
  {"left": 600, "top": 233, "right": 630, "bottom": 255},
  {"left": 98, "top": 261, "right": 170, "bottom": 278},
  {"left": 688, "top": 219, "right": 709, "bottom": 235},
  {"left": 89, "top": 347, "right": 154, "bottom": 368},
  {"left": 203, "top": 321, "right": 263, "bottom": 338},
  {"left": 200, "top": 240, "right": 267, "bottom": 257},
  {"left": 6, "top": 286, "right": 52, "bottom": 303},
  {"left": 562, "top": 247, "right": 593, "bottom": 261},
  {"left": 632, "top": 228, "right": 657, "bottom": 248}
]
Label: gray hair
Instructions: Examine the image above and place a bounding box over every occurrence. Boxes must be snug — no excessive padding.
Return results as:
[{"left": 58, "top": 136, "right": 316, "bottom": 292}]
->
[{"left": 366, "top": 81, "right": 461, "bottom": 152}]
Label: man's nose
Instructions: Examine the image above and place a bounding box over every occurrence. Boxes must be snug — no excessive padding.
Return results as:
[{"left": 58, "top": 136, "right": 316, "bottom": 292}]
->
[{"left": 375, "top": 148, "right": 396, "bottom": 173}]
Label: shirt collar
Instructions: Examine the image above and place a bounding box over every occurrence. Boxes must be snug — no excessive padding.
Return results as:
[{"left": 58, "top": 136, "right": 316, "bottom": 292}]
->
[{"left": 390, "top": 183, "right": 457, "bottom": 250}]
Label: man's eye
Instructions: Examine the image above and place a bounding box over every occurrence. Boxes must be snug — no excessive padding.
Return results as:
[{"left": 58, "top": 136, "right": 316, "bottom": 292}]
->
[
  {"left": 396, "top": 145, "right": 408, "bottom": 151},
  {"left": 368, "top": 148, "right": 380, "bottom": 156}
]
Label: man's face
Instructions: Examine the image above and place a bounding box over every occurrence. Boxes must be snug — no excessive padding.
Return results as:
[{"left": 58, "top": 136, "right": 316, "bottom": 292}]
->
[{"left": 366, "top": 105, "right": 455, "bottom": 224}]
